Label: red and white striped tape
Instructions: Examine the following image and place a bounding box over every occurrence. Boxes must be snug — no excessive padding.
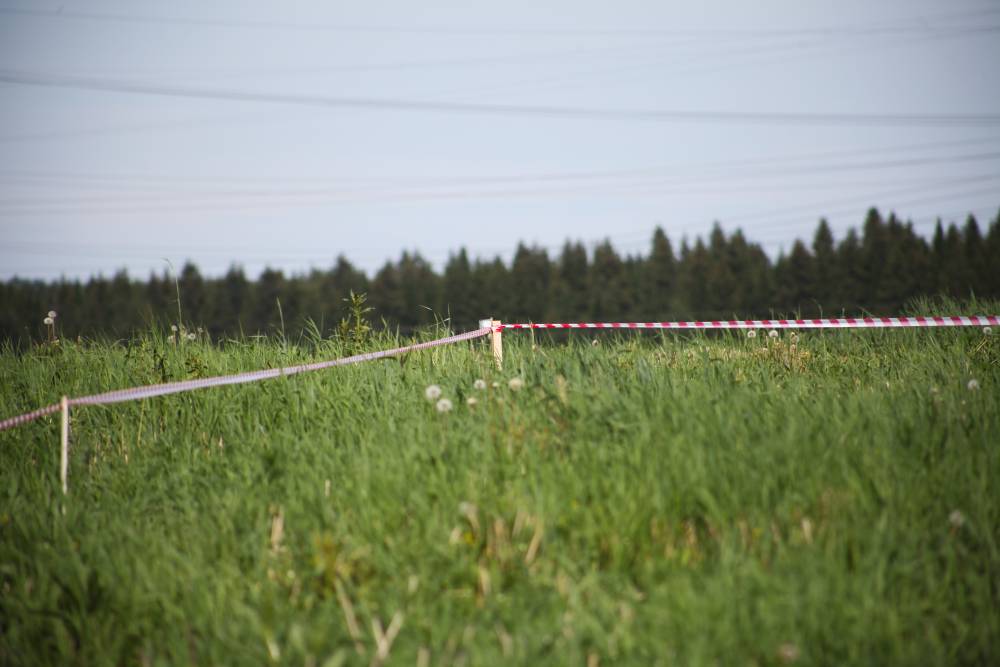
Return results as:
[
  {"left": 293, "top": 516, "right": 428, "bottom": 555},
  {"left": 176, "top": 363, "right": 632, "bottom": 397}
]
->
[
  {"left": 0, "top": 327, "right": 491, "bottom": 433},
  {"left": 497, "top": 316, "right": 999, "bottom": 331}
]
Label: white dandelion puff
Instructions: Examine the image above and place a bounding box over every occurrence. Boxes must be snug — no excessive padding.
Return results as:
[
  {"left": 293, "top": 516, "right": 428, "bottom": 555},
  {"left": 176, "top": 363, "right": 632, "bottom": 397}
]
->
[
  {"left": 768, "top": 329, "right": 779, "bottom": 339},
  {"left": 747, "top": 329, "right": 757, "bottom": 339},
  {"left": 508, "top": 378, "right": 525, "bottom": 391},
  {"left": 424, "top": 384, "right": 442, "bottom": 401},
  {"left": 789, "top": 333, "right": 800, "bottom": 344},
  {"left": 591, "top": 338, "right": 600, "bottom": 347},
  {"left": 436, "top": 398, "right": 453, "bottom": 413},
  {"left": 967, "top": 379, "right": 980, "bottom": 391},
  {"left": 984, "top": 326, "right": 993, "bottom": 336},
  {"left": 171, "top": 324, "right": 178, "bottom": 332},
  {"left": 47, "top": 310, "right": 57, "bottom": 319},
  {"left": 491, "top": 381, "right": 500, "bottom": 389},
  {"left": 466, "top": 397, "right": 478, "bottom": 407},
  {"left": 473, "top": 379, "right": 487, "bottom": 391},
  {"left": 777, "top": 643, "right": 800, "bottom": 664},
  {"left": 43, "top": 317, "right": 54, "bottom": 325},
  {"left": 186, "top": 332, "right": 197, "bottom": 341},
  {"left": 949, "top": 510, "right": 965, "bottom": 528}
]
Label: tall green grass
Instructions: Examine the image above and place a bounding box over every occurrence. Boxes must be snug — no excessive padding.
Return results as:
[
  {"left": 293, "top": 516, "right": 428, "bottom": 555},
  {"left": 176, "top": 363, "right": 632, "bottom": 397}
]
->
[{"left": 1, "top": 302, "right": 998, "bottom": 665}]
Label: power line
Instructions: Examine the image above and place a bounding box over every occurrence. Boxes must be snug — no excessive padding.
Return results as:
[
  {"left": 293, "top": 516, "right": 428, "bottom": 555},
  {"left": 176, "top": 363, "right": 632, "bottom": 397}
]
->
[
  {"left": 2, "top": 69, "right": 998, "bottom": 127},
  {"left": 2, "top": 5, "right": 997, "bottom": 38},
  {"left": 2, "top": 149, "right": 997, "bottom": 214}
]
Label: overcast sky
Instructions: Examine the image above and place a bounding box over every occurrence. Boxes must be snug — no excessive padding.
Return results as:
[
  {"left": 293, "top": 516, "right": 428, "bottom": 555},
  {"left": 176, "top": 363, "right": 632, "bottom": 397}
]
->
[{"left": 1, "top": 0, "right": 998, "bottom": 281}]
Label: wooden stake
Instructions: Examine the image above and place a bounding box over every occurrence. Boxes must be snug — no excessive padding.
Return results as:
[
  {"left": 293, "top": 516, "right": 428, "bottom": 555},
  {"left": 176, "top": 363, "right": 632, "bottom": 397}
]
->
[
  {"left": 491, "top": 319, "right": 503, "bottom": 370},
  {"left": 480, "top": 318, "right": 503, "bottom": 370},
  {"left": 60, "top": 395, "right": 69, "bottom": 495}
]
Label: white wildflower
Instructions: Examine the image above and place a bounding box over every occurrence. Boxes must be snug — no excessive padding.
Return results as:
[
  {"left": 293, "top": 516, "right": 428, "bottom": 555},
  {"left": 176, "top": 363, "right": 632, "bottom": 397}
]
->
[
  {"left": 591, "top": 338, "right": 600, "bottom": 347},
  {"left": 466, "top": 397, "right": 478, "bottom": 407},
  {"left": 777, "top": 643, "right": 800, "bottom": 664},
  {"left": 186, "top": 332, "right": 196, "bottom": 341},
  {"left": 949, "top": 510, "right": 965, "bottom": 529},
  {"left": 47, "top": 310, "right": 57, "bottom": 319},
  {"left": 43, "top": 317, "right": 54, "bottom": 325},
  {"left": 967, "top": 379, "right": 979, "bottom": 391},
  {"left": 491, "top": 381, "right": 500, "bottom": 389},
  {"left": 424, "top": 384, "right": 442, "bottom": 401},
  {"left": 171, "top": 324, "right": 178, "bottom": 332},
  {"left": 747, "top": 329, "right": 757, "bottom": 339},
  {"left": 508, "top": 377, "right": 525, "bottom": 392},
  {"left": 768, "top": 329, "right": 779, "bottom": 339},
  {"left": 984, "top": 326, "right": 993, "bottom": 336},
  {"left": 436, "top": 398, "right": 453, "bottom": 413},
  {"left": 473, "top": 379, "right": 487, "bottom": 391}
]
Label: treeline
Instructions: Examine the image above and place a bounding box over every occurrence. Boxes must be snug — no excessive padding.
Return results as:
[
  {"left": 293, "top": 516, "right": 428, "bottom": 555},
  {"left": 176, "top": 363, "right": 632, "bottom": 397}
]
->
[{"left": 2, "top": 207, "right": 998, "bottom": 342}]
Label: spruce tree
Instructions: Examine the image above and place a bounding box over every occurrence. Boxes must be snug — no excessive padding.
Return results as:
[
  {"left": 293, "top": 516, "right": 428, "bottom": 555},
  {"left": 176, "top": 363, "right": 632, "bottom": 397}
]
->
[
  {"left": 644, "top": 227, "right": 676, "bottom": 319},
  {"left": 443, "top": 248, "right": 476, "bottom": 329}
]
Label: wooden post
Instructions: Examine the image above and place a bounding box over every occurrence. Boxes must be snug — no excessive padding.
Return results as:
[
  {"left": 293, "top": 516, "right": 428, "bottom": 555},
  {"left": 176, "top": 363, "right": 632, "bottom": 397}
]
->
[
  {"left": 60, "top": 395, "right": 69, "bottom": 495},
  {"left": 480, "top": 318, "right": 503, "bottom": 370}
]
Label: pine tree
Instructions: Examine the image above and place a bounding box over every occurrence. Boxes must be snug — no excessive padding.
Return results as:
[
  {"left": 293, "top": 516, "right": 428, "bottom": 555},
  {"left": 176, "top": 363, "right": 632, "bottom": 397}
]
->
[
  {"left": 212, "top": 265, "right": 250, "bottom": 335},
  {"left": 963, "top": 215, "right": 987, "bottom": 296},
  {"left": 674, "top": 238, "right": 710, "bottom": 318},
  {"left": 443, "top": 248, "right": 476, "bottom": 329},
  {"left": 811, "top": 219, "right": 836, "bottom": 310},
  {"left": 550, "top": 241, "right": 589, "bottom": 320},
  {"left": 509, "top": 244, "right": 551, "bottom": 322},
  {"left": 178, "top": 262, "right": 207, "bottom": 326},
  {"left": 587, "top": 240, "right": 629, "bottom": 320},
  {"left": 252, "top": 268, "right": 286, "bottom": 334},
  {"left": 644, "top": 227, "right": 675, "bottom": 319},
  {"left": 471, "top": 257, "right": 510, "bottom": 321}
]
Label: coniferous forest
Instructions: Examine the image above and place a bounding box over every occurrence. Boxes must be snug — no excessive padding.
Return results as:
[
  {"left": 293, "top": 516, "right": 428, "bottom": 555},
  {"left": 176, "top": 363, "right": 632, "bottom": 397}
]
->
[{"left": 2, "top": 207, "right": 998, "bottom": 344}]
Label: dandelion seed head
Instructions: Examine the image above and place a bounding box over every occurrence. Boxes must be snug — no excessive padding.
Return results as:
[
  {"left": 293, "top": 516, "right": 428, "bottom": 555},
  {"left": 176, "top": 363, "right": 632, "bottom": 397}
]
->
[
  {"left": 473, "top": 379, "right": 487, "bottom": 391},
  {"left": 967, "top": 379, "right": 980, "bottom": 391},
  {"left": 491, "top": 381, "right": 500, "bottom": 389},
  {"left": 171, "top": 324, "right": 178, "bottom": 332},
  {"left": 777, "top": 643, "right": 800, "bottom": 664},
  {"left": 43, "top": 317, "right": 53, "bottom": 325},
  {"left": 186, "top": 332, "right": 196, "bottom": 341},
  {"left": 436, "top": 398, "right": 453, "bottom": 413},
  {"left": 424, "top": 384, "right": 442, "bottom": 401},
  {"left": 768, "top": 329, "right": 779, "bottom": 338},
  {"left": 47, "top": 310, "right": 57, "bottom": 319},
  {"left": 508, "top": 377, "right": 525, "bottom": 391},
  {"left": 789, "top": 333, "right": 800, "bottom": 344},
  {"left": 949, "top": 509, "right": 965, "bottom": 528},
  {"left": 747, "top": 329, "right": 757, "bottom": 339},
  {"left": 466, "top": 397, "right": 478, "bottom": 407},
  {"left": 984, "top": 326, "right": 993, "bottom": 336},
  {"left": 591, "top": 338, "right": 600, "bottom": 347}
]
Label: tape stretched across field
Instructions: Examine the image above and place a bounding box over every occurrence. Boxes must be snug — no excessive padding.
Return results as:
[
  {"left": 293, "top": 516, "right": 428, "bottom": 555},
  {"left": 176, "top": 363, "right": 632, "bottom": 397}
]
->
[
  {"left": 0, "top": 326, "right": 491, "bottom": 432},
  {"left": 0, "top": 315, "right": 997, "bottom": 434},
  {"left": 497, "top": 315, "right": 1000, "bottom": 331}
]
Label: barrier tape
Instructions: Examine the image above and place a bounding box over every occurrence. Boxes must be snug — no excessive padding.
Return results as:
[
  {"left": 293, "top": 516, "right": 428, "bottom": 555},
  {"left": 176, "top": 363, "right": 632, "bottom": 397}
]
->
[
  {"left": 0, "top": 327, "right": 491, "bottom": 433},
  {"left": 497, "top": 316, "right": 1000, "bottom": 330}
]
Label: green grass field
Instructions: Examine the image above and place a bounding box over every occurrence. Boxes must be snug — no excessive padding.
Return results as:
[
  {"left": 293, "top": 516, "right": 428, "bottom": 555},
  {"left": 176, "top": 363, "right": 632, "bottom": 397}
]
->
[{"left": 2, "top": 303, "right": 998, "bottom": 666}]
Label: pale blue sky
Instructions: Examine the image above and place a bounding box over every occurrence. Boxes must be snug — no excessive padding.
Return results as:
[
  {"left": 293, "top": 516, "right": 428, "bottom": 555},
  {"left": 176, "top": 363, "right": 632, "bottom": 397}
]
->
[{"left": 1, "top": 0, "right": 998, "bottom": 280}]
